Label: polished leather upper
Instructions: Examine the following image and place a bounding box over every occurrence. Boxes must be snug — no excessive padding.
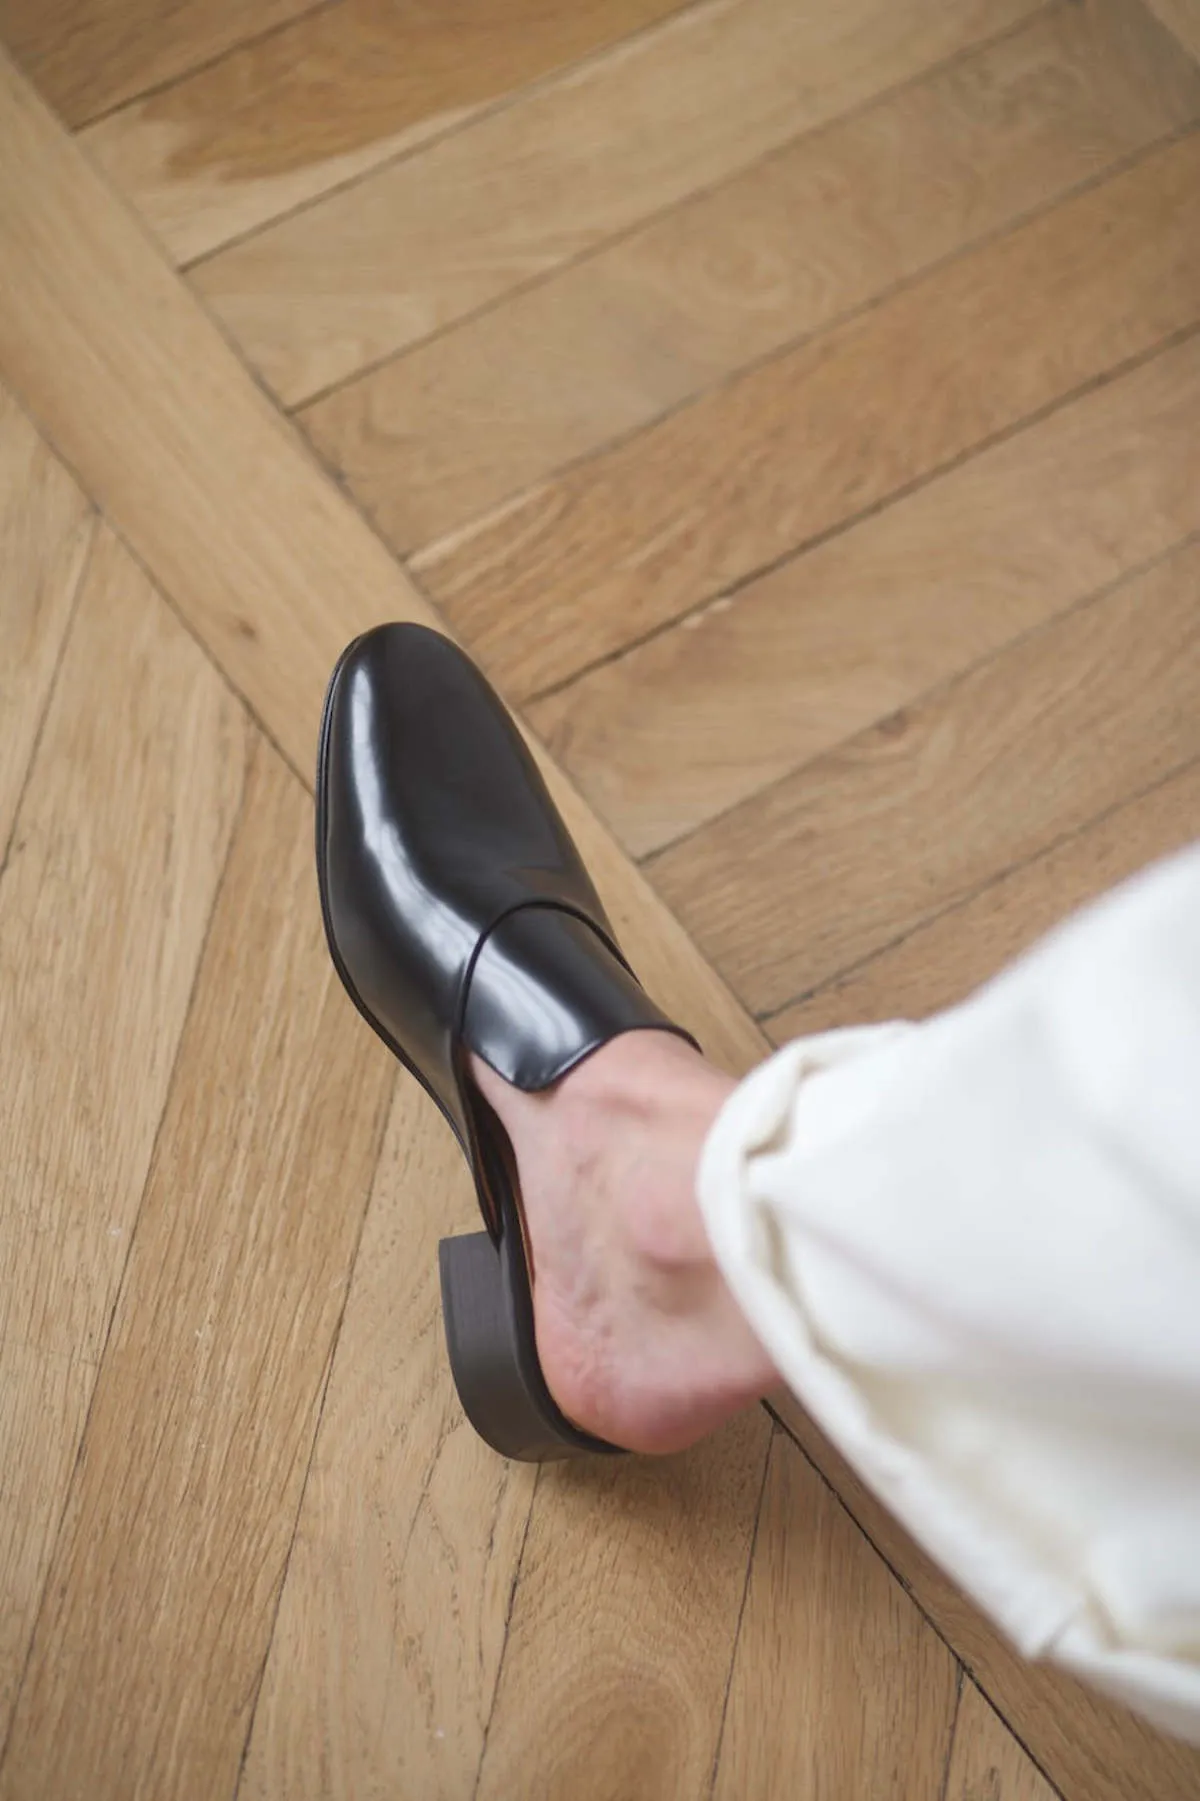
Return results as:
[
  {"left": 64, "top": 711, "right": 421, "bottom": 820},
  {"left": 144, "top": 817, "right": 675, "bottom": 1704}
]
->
[{"left": 317, "top": 624, "right": 686, "bottom": 1209}]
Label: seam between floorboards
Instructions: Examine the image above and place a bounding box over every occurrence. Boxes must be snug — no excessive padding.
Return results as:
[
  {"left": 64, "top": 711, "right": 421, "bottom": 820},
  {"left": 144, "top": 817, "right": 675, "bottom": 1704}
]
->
[
  {"left": 231, "top": 1055, "right": 398, "bottom": 1801},
  {"left": 936, "top": 1666, "right": 966, "bottom": 1801},
  {"left": 764, "top": 1403, "right": 1069, "bottom": 1801},
  {"left": 519, "top": 255, "right": 1200, "bottom": 717},
  {"left": 271, "top": 0, "right": 1054, "bottom": 413},
  {"left": 92, "top": 506, "right": 314, "bottom": 792},
  {"left": 177, "top": 0, "right": 730, "bottom": 277},
  {"left": 81, "top": 0, "right": 712, "bottom": 145},
  {"left": 756, "top": 736, "right": 1200, "bottom": 1034},
  {"left": 0, "top": 500, "right": 95, "bottom": 884},
  {"left": 705, "top": 1423, "right": 777, "bottom": 1800},
  {"left": 0, "top": 390, "right": 316, "bottom": 796},
  {"left": 0, "top": 732, "right": 255, "bottom": 1781},
  {"left": 634, "top": 340, "right": 1200, "bottom": 881},
  {"left": 71, "top": 0, "right": 343, "bottom": 132},
  {"left": 21, "top": 79, "right": 389, "bottom": 800},
  {"left": 404, "top": 91, "right": 1195, "bottom": 580},
  {"left": 470, "top": 1465, "right": 543, "bottom": 1801}
]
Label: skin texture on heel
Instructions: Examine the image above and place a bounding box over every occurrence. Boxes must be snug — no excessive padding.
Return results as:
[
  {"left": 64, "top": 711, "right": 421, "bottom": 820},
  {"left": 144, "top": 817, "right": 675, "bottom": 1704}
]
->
[{"left": 438, "top": 1191, "right": 621, "bottom": 1463}]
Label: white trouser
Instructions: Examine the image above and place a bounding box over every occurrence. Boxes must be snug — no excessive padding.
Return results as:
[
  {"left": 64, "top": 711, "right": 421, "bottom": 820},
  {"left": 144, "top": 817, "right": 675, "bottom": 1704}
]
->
[{"left": 698, "top": 842, "right": 1200, "bottom": 1744}]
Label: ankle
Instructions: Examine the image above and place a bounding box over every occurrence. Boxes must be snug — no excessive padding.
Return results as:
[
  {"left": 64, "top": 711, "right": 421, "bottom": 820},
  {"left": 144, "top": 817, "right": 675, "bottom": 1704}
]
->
[
  {"left": 470, "top": 1031, "right": 730, "bottom": 1265},
  {"left": 536, "top": 1031, "right": 734, "bottom": 1270}
]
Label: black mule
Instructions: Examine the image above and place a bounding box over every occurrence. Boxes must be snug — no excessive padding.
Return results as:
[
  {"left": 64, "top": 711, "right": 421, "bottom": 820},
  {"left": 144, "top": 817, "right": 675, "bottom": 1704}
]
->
[{"left": 315, "top": 623, "right": 697, "bottom": 1461}]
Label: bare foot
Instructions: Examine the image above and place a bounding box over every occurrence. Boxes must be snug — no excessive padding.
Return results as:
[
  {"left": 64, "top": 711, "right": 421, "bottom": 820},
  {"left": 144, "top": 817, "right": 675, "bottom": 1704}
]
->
[{"left": 470, "top": 1031, "right": 777, "bottom": 1455}]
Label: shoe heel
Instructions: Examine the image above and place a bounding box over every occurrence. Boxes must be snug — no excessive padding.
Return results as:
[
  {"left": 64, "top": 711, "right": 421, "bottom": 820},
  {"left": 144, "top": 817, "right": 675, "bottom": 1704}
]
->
[{"left": 438, "top": 1229, "right": 619, "bottom": 1463}]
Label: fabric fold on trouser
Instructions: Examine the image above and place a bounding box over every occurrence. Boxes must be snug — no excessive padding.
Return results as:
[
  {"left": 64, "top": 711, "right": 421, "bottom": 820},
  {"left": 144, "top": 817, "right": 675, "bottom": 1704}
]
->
[{"left": 697, "top": 842, "right": 1200, "bottom": 1744}]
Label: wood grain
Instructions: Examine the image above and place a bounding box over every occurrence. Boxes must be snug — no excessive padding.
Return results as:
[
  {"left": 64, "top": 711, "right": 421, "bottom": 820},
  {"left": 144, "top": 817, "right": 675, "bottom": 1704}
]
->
[
  {"left": 82, "top": 0, "right": 689, "bottom": 266},
  {"left": 649, "top": 520, "right": 1200, "bottom": 1017},
  {"left": 0, "top": 0, "right": 314, "bottom": 127},
  {"left": 0, "top": 40, "right": 767, "bottom": 1082},
  {"left": 475, "top": 1411, "right": 769, "bottom": 1801},
  {"left": 0, "top": 526, "right": 245, "bottom": 1746},
  {"left": 240, "top": 1081, "right": 534, "bottom": 1801},
  {"left": 430, "top": 124, "right": 1200, "bottom": 711},
  {"left": 191, "top": 0, "right": 1038, "bottom": 405},
  {"left": 533, "top": 293, "right": 1200, "bottom": 859},
  {"left": 0, "top": 387, "right": 93, "bottom": 858},
  {"left": 769, "top": 1391, "right": 1200, "bottom": 1801},
  {"left": 712, "top": 1430, "right": 959, "bottom": 1801},
  {"left": 946, "top": 1682, "right": 1061, "bottom": 1801},
  {"left": 0, "top": 744, "right": 396, "bottom": 1801},
  {"left": 305, "top": 0, "right": 1200, "bottom": 556},
  {"left": 0, "top": 40, "right": 412, "bottom": 780},
  {"left": 766, "top": 757, "right": 1200, "bottom": 1042}
]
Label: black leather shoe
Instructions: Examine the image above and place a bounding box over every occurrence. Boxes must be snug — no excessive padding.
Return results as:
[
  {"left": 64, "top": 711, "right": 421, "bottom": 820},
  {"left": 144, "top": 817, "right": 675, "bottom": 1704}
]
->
[{"left": 316, "top": 623, "right": 697, "bottom": 1461}]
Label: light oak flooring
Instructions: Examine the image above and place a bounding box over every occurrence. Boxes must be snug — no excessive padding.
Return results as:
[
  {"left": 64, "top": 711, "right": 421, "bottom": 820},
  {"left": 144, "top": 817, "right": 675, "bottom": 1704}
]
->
[{"left": 0, "top": 1, "right": 1198, "bottom": 1795}]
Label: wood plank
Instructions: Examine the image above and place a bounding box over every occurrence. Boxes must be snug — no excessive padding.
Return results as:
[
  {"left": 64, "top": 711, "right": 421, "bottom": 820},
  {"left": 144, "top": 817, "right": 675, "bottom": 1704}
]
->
[
  {"left": 770, "top": 1392, "right": 1200, "bottom": 1801},
  {"left": 430, "top": 124, "right": 1200, "bottom": 711},
  {"left": 306, "top": 0, "right": 1200, "bottom": 556},
  {"left": 82, "top": 0, "right": 689, "bottom": 266},
  {"left": 474, "top": 1411, "right": 768, "bottom": 1801},
  {"left": 240, "top": 1081, "right": 535, "bottom": 1801},
  {"left": 0, "top": 0, "right": 315, "bottom": 128},
  {"left": 946, "top": 1682, "right": 1061, "bottom": 1801},
  {"left": 0, "top": 526, "right": 245, "bottom": 1745},
  {"left": 649, "top": 520, "right": 1200, "bottom": 1017},
  {"left": 0, "top": 386, "right": 93, "bottom": 857},
  {"left": 766, "top": 757, "right": 1200, "bottom": 1042},
  {"left": 527, "top": 167, "right": 1200, "bottom": 861},
  {"left": 711, "top": 1431, "right": 959, "bottom": 1801},
  {"left": 1145, "top": 0, "right": 1200, "bottom": 61},
  {"left": 191, "top": 0, "right": 1038, "bottom": 406},
  {"left": 533, "top": 293, "right": 1200, "bottom": 858},
  {"left": 0, "top": 41, "right": 411, "bottom": 782},
  {"left": 0, "top": 743, "right": 397, "bottom": 1801}
]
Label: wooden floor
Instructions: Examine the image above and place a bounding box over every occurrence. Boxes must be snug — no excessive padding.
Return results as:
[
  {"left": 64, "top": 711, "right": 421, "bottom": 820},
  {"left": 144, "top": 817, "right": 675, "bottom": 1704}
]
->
[{"left": 1, "top": 1, "right": 1199, "bottom": 1795}]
